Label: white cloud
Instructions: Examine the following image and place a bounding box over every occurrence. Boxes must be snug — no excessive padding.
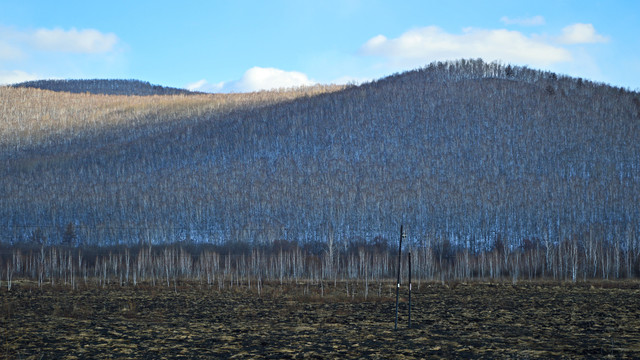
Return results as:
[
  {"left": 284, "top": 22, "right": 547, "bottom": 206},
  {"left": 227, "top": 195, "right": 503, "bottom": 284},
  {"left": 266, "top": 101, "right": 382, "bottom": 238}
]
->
[
  {"left": 235, "top": 67, "right": 315, "bottom": 92},
  {"left": 185, "top": 79, "right": 208, "bottom": 92},
  {"left": 557, "top": 23, "right": 609, "bottom": 44},
  {"left": 330, "top": 75, "right": 370, "bottom": 86},
  {"left": 0, "top": 69, "right": 39, "bottom": 85},
  {"left": 185, "top": 79, "right": 224, "bottom": 93},
  {"left": 0, "top": 27, "right": 23, "bottom": 60},
  {"left": 0, "top": 26, "right": 124, "bottom": 83},
  {"left": 500, "top": 16, "right": 545, "bottom": 26},
  {"left": 31, "top": 27, "right": 119, "bottom": 53},
  {"left": 361, "top": 26, "right": 572, "bottom": 68},
  {"left": 188, "top": 67, "right": 315, "bottom": 93},
  {"left": 0, "top": 40, "right": 23, "bottom": 60}
]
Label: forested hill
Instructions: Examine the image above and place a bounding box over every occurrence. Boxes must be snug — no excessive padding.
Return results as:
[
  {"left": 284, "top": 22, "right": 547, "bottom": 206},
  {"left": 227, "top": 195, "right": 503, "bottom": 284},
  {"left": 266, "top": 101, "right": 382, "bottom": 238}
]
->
[
  {"left": 2, "top": 59, "right": 639, "bottom": 249},
  {"left": 11, "top": 79, "right": 199, "bottom": 96}
]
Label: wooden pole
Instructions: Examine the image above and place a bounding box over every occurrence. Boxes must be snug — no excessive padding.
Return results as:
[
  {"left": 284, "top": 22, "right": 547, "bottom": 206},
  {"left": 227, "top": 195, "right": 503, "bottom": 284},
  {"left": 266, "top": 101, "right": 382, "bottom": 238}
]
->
[
  {"left": 395, "top": 225, "right": 404, "bottom": 331},
  {"left": 408, "top": 251, "right": 412, "bottom": 329}
]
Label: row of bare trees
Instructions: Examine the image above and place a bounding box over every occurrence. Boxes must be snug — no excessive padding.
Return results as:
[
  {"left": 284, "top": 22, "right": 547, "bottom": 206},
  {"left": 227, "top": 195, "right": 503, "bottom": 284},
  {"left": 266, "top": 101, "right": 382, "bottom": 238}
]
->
[{"left": 2, "top": 233, "right": 639, "bottom": 291}]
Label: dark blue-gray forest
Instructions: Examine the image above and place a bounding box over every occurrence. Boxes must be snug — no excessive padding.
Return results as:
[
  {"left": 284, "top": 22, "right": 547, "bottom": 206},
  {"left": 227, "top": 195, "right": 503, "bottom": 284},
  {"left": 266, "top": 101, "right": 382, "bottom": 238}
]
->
[
  {"left": 11, "top": 79, "right": 200, "bottom": 96},
  {"left": 2, "top": 60, "right": 639, "bottom": 257}
]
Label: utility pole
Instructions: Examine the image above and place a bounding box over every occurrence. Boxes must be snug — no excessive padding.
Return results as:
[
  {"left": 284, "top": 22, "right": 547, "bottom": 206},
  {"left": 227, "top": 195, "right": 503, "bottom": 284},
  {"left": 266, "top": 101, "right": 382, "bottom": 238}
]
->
[
  {"left": 408, "top": 251, "right": 412, "bottom": 329},
  {"left": 395, "top": 225, "right": 406, "bottom": 331}
]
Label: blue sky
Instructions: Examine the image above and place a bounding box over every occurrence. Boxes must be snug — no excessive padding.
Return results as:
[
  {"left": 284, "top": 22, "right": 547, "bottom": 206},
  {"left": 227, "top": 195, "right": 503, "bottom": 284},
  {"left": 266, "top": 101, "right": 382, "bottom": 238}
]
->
[{"left": 1, "top": 0, "right": 638, "bottom": 92}]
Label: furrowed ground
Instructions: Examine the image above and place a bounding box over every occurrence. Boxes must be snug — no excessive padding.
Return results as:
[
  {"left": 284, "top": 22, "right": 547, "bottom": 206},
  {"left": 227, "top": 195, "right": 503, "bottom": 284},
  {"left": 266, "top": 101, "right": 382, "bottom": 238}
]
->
[{"left": 2, "top": 281, "right": 640, "bottom": 359}]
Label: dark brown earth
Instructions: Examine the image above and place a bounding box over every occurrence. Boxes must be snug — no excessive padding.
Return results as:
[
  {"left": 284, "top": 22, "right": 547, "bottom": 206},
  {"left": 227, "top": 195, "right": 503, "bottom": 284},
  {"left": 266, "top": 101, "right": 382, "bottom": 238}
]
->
[{"left": 2, "top": 281, "right": 640, "bottom": 359}]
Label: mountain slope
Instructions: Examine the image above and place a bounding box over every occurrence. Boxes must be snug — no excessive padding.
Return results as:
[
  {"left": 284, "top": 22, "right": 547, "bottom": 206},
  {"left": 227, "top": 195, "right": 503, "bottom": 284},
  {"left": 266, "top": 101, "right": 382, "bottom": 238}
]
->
[
  {"left": 11, "top": 79, "right": 200, "bottom": 96},
  {"left": 2, "top": 60, "right": 639, "bottom": 248}
]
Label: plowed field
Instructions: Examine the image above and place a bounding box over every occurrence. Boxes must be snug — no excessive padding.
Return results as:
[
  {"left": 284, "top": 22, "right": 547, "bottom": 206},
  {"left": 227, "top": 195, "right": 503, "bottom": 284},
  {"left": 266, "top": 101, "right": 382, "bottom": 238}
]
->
[{"left": 2, "top": 281, "right": 640, "bottom": 359}]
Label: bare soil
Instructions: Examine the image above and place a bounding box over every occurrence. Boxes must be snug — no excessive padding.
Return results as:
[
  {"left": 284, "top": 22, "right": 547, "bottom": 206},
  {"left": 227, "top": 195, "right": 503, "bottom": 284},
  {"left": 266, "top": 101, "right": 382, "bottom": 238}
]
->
[{"left": 2, "top": 281, "right": 640, "bottom": 359}]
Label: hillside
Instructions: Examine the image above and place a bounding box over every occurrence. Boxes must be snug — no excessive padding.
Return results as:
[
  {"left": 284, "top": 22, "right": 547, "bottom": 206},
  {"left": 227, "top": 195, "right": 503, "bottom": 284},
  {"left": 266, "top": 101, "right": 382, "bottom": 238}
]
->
[
  {"left": 11, "top": 79, "right": 200, "bottom": 96},
  {"left": 1, "top": 59, "right": 639, "bottom": 250}
]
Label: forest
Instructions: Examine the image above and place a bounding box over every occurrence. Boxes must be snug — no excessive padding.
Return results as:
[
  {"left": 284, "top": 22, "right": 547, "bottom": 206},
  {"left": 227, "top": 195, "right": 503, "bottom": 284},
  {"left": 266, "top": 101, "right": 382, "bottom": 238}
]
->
[
  {"left": 11, "top": 79, "right": 202, "bottom": 96},
  {"left": 1, "top": 59, "right": 640, "bottom": 284}
]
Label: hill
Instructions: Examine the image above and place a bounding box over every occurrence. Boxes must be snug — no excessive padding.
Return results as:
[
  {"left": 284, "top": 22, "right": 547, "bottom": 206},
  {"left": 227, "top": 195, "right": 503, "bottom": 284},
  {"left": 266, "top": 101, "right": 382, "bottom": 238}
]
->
[
  {"left": 11, "top": 79, "right": 200, "bottom": 96},
  {"left": 1, "top": 59, "right": 639, "bottom": 251}
]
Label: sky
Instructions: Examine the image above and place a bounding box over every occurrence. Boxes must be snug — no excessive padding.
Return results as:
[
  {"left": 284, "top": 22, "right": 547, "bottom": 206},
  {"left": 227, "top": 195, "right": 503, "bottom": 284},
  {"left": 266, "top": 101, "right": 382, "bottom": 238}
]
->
[{"left": 1, "top": 0, "right": 638, "bottom": 92}]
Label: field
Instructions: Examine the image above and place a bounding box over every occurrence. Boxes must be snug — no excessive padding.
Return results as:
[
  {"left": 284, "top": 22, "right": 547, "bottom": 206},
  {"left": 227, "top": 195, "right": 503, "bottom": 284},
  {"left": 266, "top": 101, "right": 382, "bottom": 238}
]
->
[{"left": 2, "top": 281, "right": 640, "bottom": 359}]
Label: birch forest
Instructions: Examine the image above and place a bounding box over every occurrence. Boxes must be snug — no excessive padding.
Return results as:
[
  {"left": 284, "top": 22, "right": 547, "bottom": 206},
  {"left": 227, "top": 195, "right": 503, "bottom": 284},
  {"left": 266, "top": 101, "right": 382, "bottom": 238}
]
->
[{"left": 2, "top": 59, "right": 640, "bottom": 285}]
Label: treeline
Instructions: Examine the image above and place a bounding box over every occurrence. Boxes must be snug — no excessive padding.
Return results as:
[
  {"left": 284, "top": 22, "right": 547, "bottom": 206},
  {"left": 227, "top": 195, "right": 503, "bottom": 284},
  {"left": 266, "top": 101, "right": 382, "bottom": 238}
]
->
[
  {"left": 11, "top": 79, "right": 200, "bottom": 96},
  {"left": 2, "top": 232, "right": 639, "bottom": 291},
  {"left": 1, "top": 59, "right": 640, "bottom": 262}
]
